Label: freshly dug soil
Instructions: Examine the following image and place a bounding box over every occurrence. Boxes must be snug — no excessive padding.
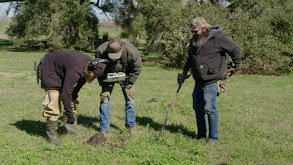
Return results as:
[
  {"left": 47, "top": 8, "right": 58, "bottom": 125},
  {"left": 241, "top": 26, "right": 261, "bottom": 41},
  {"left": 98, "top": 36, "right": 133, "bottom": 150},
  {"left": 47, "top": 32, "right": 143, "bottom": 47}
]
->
[
  {"left": 87, "top": 132, "right": 107, "bottom": 145},
  {"left": 87, "top": 132, "right": 125, "bottom": 150}
]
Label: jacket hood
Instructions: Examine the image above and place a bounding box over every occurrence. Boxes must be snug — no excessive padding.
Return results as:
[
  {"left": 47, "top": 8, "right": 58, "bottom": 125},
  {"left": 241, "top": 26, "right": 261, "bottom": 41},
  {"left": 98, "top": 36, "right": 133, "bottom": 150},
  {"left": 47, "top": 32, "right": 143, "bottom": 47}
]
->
[
  {"left": 191, "top": 25, "right": 224, "bottom": 47},
  {"left": 208, "top": 25, "right": 223, "bottom": 40}
]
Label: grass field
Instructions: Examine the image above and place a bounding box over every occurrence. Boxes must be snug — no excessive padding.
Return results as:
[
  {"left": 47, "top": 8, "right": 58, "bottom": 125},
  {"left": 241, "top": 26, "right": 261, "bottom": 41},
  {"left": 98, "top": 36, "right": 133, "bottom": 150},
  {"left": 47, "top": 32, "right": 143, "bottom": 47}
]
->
[
  {"left": 0, "top": 25, "right": 293, "bottom": 164},
  {"left": 99, "top": 28, "right": 124, "bottom": 39},
  {"left": 0, "top": 51, "right": 293, "bottom": 164},
  {"left": 0, "top": 23, "right": 9, "bottom": 39}
]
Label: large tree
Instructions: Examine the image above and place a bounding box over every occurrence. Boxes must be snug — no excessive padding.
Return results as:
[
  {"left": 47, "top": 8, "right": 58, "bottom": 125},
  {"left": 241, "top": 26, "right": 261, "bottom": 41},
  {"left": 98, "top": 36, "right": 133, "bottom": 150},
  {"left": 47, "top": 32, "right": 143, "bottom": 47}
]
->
[
  {"left": 5, "top": 0, "right": 101, "bottom": 50},
  {"left": 110, "top": 0, "right": 293, "bottom": 74},
  {"left": 226, "top": 0, "right": 293, "bottom": 74},
  {"left": 4, "top": 0, "right": 293, "bottom": 74}
]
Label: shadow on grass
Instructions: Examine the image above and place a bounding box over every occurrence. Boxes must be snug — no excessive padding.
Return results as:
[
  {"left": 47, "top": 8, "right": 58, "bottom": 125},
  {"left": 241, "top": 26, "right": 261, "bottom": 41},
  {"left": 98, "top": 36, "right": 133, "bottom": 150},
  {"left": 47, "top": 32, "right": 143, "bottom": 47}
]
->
[
  {"left": 0, "top": 39, "right": 13, "bottom": 50},
  {"left": 137, "top": 116, "right": 195, "bottom": 138},
  {"left": 77, "top": 114, "right": 99, "bottom": 131},
  {"left": 11, "top": 116, "right": 194, "bottom": 138},
  {"left": 11, "top": 120, "right": 47, "bottom": 138},
  {"left": 11, "top": 119, "right": 72, "bottom": 138},
  {"left": 0, "top": 39, "right": 97, "bottom": 53},
  {"left": 77, "top": 114, "right": 120, "bottom": 132},
  {"left": 0, "top": 39, "right": 39, "bottom": 52}
]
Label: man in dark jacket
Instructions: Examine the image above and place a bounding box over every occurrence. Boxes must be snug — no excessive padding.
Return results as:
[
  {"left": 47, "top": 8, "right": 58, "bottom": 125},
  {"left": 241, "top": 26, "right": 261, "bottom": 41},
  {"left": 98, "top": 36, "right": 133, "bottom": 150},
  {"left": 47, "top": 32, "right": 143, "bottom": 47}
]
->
[
  {"left": 95, "top": 38, "right": 142, "bottom": 135},
  {"left": 178, "top": 17, "right": 241, "bottom": 146},
  {"left": 41, "top": 51, "right": 107, "bottom": 146}
]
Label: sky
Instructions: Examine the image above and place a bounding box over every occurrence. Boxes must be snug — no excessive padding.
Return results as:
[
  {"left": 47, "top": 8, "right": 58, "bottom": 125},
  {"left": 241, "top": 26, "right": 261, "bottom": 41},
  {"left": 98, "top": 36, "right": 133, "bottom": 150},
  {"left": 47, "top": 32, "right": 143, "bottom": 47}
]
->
[
  {"left": 0, "top": 1, "right": 108, "bottom": 20},
  {"left": 0, "top": 2, "right": 14, "bottom": 17}
]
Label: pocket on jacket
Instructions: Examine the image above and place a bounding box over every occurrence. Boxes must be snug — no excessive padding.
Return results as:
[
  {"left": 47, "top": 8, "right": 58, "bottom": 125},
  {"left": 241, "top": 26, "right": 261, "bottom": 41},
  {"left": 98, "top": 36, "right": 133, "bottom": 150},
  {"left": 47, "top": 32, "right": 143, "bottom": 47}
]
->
[{"left": 198, "top": 64, "right": 215, "bottom": 77}]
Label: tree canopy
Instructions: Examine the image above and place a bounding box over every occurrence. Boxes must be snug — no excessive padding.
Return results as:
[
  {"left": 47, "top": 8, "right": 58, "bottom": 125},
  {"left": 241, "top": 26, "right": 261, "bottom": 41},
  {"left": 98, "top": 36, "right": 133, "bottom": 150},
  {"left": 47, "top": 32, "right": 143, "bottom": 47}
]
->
[
  {"left": 4, "top": 0, "right": 293, "bottom": 74},
  {"left": 110, "top": 0, "right": 293, "bottom": 74},
  {"left": 5, "top": 0, "right": 102, "bottom": 50}
]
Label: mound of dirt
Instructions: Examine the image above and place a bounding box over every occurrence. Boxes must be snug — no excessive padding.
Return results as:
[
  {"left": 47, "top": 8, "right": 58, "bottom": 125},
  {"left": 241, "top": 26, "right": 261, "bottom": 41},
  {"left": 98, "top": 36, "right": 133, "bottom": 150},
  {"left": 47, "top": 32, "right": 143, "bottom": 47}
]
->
[
  {"left": 87, "top": 132, "right": 107, "bottom": 145},
  {"left": 87, "top": 132, "right": 125, "bottom": 150}
]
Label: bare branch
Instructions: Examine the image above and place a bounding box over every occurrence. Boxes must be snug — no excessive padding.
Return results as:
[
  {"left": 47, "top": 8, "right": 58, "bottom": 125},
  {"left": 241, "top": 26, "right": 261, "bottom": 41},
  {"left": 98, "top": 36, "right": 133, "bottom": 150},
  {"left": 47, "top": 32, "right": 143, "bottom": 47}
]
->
[{"left": 90, "top": 0, "right": 112, "bottom": 21}]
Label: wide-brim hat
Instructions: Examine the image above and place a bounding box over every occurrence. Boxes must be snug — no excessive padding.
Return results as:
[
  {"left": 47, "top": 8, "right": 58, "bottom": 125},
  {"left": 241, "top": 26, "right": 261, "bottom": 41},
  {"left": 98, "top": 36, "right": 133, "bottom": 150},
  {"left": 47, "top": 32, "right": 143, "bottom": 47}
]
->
[{"left": 108, "top": 42, "right": 123, "bottom": 60}]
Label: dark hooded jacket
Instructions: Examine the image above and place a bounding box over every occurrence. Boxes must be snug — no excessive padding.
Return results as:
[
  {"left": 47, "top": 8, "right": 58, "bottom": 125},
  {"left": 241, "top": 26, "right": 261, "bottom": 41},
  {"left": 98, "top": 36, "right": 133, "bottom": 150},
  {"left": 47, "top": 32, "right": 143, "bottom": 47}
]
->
[
  {"left": 95, "top": 41, "right": 142, "bottom": 87},
  {"left": 41, "top": 51, "right": 92, "bottom": 118},
  {"left": 184, "top": 25, "right": 242, "bottom": 85}
]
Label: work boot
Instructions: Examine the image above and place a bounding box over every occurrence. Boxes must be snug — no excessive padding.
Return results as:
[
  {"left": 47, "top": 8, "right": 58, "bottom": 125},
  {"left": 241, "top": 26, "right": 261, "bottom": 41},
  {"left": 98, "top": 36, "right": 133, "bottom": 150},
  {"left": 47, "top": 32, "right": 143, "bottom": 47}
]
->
[
  {"left": 203, "top": 140, "right": 218, "bottom": 147},
  {"left": 100, "top": 131, "right": 108, "bottom": 138},
  {"left": 129, "top": 127, "right": 136, "bottom": 136},
  {"left": 196, "top": 134, "right": 206, "bottom": 140},
  {"left": 46, "top": 119, "right": 64, "bottom": 146},
  {"left": 64, "top": 114, "right": 80, "bottom": 136},
  {"left": 125, "top": 124, "right": 137, "bottom": 137}
]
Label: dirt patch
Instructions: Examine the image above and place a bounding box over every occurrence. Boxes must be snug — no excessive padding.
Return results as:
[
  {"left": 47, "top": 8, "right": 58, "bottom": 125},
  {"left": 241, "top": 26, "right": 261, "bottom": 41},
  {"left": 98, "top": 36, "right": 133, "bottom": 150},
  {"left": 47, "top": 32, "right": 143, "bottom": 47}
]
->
[
  {"left": 0, "top": 71, "right": 31, "bottom": 78},
  {"left": 168, "top": 101, "right": 181, "bottom": 108},
  {"left": 87, "top": 132, "right": 125, "bottom": 150},
  {"left": 87, "top": 132, "right": 107, "bottom": 145}
]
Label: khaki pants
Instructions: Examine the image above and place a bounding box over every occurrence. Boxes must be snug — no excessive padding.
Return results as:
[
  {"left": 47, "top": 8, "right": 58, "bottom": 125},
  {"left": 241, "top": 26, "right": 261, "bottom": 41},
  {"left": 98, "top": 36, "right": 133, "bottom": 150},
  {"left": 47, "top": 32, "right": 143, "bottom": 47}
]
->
[
  {"left": 42, "top": 90, "right": 61, "bottom": 121},
  {"left": 42, "top": 90, "right": 77, "bottom": 121}
]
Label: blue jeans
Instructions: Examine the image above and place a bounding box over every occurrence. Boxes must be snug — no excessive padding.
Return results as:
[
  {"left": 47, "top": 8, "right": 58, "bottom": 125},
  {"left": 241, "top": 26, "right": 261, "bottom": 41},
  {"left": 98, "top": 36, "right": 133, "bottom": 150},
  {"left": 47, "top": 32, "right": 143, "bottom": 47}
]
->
[
  {"left": 193, "top": 82, "right": 219, "bottom": 142},
  {"left": 99, "top": 83, "right": 136, "bottom": 132}
]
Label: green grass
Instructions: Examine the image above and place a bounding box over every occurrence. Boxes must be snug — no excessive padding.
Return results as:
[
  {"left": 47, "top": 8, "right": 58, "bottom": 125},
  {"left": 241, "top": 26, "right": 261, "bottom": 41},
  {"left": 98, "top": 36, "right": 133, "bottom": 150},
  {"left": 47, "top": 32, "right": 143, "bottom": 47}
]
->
[
  {"left": 0, "top": 51, "right": 292, "bottom": 164},
  {"left": 99, "top": 28, "right": 124, "bottom": 39},
  {"left": 0, "top": 23, "right": 9, "bottom": 39},
  {"left": 0, "top": 24, "right": 292, "bottom": 164}
]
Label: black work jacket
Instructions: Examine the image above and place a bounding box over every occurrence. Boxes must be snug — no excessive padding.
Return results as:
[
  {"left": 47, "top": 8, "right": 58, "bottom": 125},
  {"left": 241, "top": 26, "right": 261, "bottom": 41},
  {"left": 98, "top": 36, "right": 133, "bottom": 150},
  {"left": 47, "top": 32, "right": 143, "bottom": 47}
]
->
[{"left": 184, "top": 25, "right": 242, "bottom": 85}]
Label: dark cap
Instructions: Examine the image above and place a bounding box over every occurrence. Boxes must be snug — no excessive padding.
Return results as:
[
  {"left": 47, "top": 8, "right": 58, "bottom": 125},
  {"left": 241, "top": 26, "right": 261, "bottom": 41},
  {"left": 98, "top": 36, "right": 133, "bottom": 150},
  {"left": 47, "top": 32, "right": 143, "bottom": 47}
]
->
[
  {"left": 93, "top": 62, "right": 106, "bottom": 77},
  {"left": 108, "top": 42, "right": 123, "bottom": 60}
]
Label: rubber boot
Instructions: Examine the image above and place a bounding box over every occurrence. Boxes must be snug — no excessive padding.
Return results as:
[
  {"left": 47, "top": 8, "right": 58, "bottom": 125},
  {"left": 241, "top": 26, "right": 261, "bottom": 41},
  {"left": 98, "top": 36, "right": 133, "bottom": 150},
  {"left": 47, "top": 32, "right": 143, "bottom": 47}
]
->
[
  {"left": 46, "top": 119, "right": 64, "bottom": 146},
  {"left": 125, "top": 124, "right": 138, "bottom": 137},
  {"left": 64, "top": 114, "right": 80, "bottom": 135}
]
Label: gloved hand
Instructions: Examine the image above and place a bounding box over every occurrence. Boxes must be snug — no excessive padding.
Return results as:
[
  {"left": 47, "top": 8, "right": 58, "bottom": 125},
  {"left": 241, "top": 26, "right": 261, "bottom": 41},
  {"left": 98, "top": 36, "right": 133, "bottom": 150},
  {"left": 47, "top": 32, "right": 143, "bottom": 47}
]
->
[
  {"left": 72, "top": 100, "right": 79, "bottom": 104},
  {"left": 177, "top": 71, "right": 188, "bottom": 85},
  {"left": 125, "top": 85, "right": 135, "bottom": 99},
  {"left": 229, "top": 65, "right": 240, "bottom": 77},
  {"left": 67, "top": 114, "right": 75, "bottom": 124},
  {"left": 100, "top": 91, "right": 110, "bottom": 103},
  {"left": 71, "top": 100, "right": 79, "bottom": 111}
]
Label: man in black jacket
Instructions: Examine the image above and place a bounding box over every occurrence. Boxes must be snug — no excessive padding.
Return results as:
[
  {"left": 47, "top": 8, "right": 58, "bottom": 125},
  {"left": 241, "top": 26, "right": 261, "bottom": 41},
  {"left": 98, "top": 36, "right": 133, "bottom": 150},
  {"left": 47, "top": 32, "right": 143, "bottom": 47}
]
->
[
  {"left": 95, "top": 38, "right": 142, "bottom": 135},
  {"left": 178, "top": 17, "right": 241, "bottom": 146},
  {"left": 41, "top": 51, "right": 107, "bottom": 146}
]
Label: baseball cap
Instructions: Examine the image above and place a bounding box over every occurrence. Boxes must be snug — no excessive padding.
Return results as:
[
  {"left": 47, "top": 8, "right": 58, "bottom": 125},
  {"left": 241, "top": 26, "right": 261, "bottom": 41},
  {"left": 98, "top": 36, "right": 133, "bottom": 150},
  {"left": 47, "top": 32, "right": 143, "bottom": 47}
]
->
[
  {"left": 190, "top": 17, "right": 211, "bottom": 29},
  {"left": 108, "top": 42, "right": 123, "bottom": 60}
]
